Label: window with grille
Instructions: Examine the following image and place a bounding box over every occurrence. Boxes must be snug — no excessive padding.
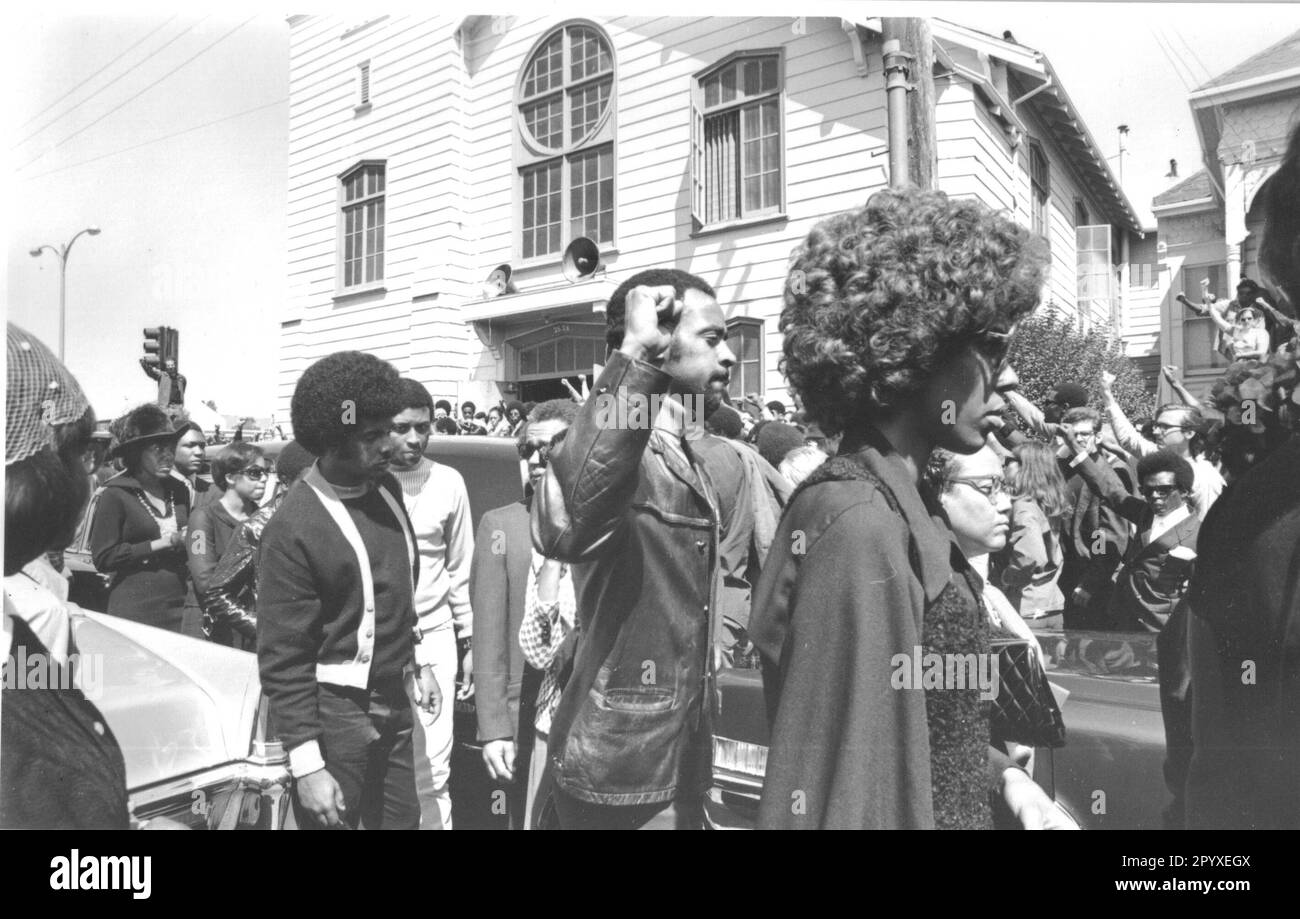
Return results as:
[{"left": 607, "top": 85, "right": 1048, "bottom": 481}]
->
[
  {"left": 340, "top": 162, "right": 385, "bottom": 290},
  {"left": 725, "top": 318, "right": 764, "bottom": 401},
  {"left": 1030, "top": 142, "right": 1050, "bottom": 242},
  {"left": 691, "top": 52, "right": 784, "bottom": 229},
  {"left": 517, "top": 23, "right": 615, "bottom": 260}
]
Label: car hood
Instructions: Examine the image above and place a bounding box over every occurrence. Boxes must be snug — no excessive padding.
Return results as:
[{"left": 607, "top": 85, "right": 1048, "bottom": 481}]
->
[{"left": 70, "top": 610, "right": 260, "bottom": 792}]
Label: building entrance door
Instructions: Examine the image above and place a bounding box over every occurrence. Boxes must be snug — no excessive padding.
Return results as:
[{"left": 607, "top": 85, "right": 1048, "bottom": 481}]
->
[
  {"left": 509, "top": 321, "right": 606, "bottom": 405},
  {"left": 517, "top": 374, "right": 594, "bottom": 404}
]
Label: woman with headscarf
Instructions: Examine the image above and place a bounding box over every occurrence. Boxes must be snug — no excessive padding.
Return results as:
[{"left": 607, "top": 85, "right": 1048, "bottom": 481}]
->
[
  {"left": 3, "top": 322, "right": 130, "bottom": 829},
  {"left": 749, "top": 187, "right": 1068, "bottom": 829},
  {"left": 89, "top": 403, "right": 191, "bottom": 631}
]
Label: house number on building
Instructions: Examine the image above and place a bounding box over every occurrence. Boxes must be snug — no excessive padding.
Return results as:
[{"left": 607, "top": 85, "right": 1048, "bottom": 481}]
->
[{"left": 552, "top": 325, "right": 570, "bottom": 335}]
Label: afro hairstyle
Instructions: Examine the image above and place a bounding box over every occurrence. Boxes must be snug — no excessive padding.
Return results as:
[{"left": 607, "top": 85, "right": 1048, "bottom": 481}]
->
[
  {"left": 1135, "top": 449, "right": 1195, "bottom": 497},
  {"left": 779, "top": 186, "right": 1046, "bottom": 436},
  {"left": 290, "top": 351, "right": 404, "bottom": 456}
]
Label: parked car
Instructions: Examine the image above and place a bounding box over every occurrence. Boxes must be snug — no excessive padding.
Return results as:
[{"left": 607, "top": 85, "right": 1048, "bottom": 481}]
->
[
  {"left": 70, "top": 608, "right": 295, "bottom": 829},
  {"left": 63, "top": 434, "right": 526, "bottom": 829},
  {"left": 706, "top": 628, "right": 1165, "bottom": 830}
]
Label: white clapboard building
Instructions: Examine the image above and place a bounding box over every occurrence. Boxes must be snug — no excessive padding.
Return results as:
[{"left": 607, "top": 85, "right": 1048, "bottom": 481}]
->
[{"left": 277, "top": 14, "right": 1148, "bottom": 413}]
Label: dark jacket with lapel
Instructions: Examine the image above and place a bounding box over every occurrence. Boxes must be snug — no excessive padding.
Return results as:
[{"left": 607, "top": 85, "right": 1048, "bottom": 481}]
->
[
  {"left": 1059, "top": 453, "right": 1133, "bottom": 622},
  {"left": 1073, "top": 455, "right": 1199, "bottom": 632},
  {"left": 531, "top": 351, "right": 719, "bottom": 806}
]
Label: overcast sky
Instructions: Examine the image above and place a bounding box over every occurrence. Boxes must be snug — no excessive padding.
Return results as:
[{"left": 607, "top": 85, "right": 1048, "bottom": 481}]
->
[{"left": 8, "top": 3, "right": 1300, "bottom": 419}]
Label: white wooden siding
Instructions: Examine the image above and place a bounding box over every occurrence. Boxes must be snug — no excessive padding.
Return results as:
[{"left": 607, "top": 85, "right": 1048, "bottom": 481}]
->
[{"left": 282, "top": 15, "right": 1138, "bottom": 414}]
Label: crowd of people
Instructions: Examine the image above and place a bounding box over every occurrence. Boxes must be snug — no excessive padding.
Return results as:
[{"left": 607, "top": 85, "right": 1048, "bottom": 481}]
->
[{"left": 7, "top": 123, "right": 1300, "bottom": 831}]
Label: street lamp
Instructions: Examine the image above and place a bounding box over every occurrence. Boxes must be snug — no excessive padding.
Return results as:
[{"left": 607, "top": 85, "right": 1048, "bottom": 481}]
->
[{"left": 29, "top": 225, "right": 102, "bottom": 361}]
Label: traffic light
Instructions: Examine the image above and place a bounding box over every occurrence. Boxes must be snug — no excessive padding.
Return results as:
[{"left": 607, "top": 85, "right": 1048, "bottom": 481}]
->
[
  {"left": 142, "top": 327, "right": 164, "bottom": 376},
  {"left": 162, "top": 327, "right": 179, "bottom": 371}
]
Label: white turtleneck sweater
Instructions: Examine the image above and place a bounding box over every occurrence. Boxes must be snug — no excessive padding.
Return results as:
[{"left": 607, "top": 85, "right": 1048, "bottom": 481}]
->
[{"left": 388, "top": 458, "right": 474, "bottom": 660}]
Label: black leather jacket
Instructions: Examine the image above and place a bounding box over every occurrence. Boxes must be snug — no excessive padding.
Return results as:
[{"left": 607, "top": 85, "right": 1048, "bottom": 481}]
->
[
  {"left": 201, "top": 498, "right": 279, "bottom": 646},
  {"left": 531, "top": 351, "right": 719, "bottom": 806}
]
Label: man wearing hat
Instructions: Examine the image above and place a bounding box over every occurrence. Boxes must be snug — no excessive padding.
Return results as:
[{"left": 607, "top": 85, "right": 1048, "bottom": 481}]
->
[{"left": 89, "top": 403, "right": 192, "bottom": 633}]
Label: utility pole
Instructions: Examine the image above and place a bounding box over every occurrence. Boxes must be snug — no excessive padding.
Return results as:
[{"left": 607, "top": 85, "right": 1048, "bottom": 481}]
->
[{"left": 882, "top": 18, "right": 936, "bottom": 189}]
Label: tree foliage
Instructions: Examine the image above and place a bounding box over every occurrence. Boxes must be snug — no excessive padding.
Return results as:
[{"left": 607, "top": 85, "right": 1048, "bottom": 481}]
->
[{"left": 1007, "top": 306, "right": 1153, "bottom": 433}]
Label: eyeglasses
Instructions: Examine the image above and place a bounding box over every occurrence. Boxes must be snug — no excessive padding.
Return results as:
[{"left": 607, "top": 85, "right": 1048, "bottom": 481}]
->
[
  {"left": 1151, "top": 423, "right": 1189, "bottom": 435},
  {"left": 1068, "top": 429, "right": 1099, "bottom": 440},
  {"left": 949, "top": 476, "right": 1007, "bottom": 502},
  {"left": 1139, "top": 484, "right": 1178, "bottom": 498},
  {"left": 391, "top": 422, "right": 432, "bottom": 436},
  {"left": 237, "top": 466, "right": 268, "bottom": 481},
  {"left": 518, "top": 432, "right": 568, "bottom": 463}
]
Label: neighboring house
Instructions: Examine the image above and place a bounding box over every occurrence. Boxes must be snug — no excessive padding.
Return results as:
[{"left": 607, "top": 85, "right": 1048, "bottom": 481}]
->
[
  {"left": 277, "top": 15, "right": 1147, "bottom": 413},
  {"left": 1153, "top": 30, "right": 1300, "bottom": 403}
]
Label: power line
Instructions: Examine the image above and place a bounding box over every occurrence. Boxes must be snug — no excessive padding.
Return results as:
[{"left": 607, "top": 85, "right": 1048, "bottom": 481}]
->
[
  {"left": 17, "top": 15, "right": 255, "bottom": 173},
  {"left": 17, "top": 15, "right": 181, "bottom": 139},
  {"left": 20, "top": 97, "right": 287, "bottom": 182},
  {"left": 1154, "top": 24, "right": 1252, "bottom": 159}
]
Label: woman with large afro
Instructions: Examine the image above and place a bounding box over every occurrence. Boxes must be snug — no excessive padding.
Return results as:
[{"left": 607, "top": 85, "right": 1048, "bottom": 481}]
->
[{"left": 749, "top": 186, "right": 1070, "bottom": 829}]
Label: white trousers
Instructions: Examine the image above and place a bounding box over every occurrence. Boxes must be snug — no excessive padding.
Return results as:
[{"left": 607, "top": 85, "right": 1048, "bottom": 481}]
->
[{"left": 411, "top": 623, "right": 457, "bottom": 830}]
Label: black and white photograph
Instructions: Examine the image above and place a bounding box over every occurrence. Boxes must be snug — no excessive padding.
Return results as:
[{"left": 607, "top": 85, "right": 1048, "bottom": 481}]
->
[{"left": 4, "top": 0, "right": 1298, "bottom": 868}]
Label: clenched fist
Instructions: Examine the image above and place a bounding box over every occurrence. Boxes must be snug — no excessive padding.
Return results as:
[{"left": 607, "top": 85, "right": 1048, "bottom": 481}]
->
[{"left": 618, "top": 285, "right": 683, "bottom": 366}]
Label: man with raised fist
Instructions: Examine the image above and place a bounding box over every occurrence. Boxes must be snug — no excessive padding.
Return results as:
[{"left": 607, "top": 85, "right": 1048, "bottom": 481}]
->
[{"left": 532, "top": 269, "right": 735, "bottom": 829}]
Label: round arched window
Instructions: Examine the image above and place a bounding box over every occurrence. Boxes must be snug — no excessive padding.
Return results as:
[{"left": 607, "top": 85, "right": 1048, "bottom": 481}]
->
[
  {"left": 519, "top": 25, "right": 613, "bottom": 151},
  {"left": 516, "top": 22, "right": 617, "bottom": 259}
]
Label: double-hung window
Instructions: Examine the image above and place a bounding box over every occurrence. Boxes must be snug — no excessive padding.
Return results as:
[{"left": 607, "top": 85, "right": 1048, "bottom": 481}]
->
[
  {"left": 516, "top": 23, "right": 616, "bottom": 261},
  {"left": 691, "top": 51, "right": 784, "bottom": 230},
  {"left": 1029, "top": 142, "right": 1050, "bottom": 242},
  {"left": 340, "top": 161, "right": 385, "bottom": 291},
  {"left": 725, "top": 318, "right": 764, "bottom": 401}
]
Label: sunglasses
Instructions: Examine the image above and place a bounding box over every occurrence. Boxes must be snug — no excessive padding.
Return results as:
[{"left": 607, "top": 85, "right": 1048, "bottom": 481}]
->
[
  {"left": 237, "top": 466, "right": 269, "bottom": 481},
  {"left": 518, "top": 431, "right": 568, "bottom": 462},
  {"left": 950, "top": 475, "right": 1007, "bottom": 502},
  {"left": 973, "top": 329, "right": 1014, "bottom": 374},
  {"left": 1139, "top": 484, "right": 1178, "bottom": 498},
  {"left": 391, "top": 422, "right": 432, "bottom": 436}
]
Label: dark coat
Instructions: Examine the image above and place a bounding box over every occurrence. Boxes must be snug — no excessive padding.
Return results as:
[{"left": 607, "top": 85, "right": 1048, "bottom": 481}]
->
[
  {"left": 1184, "top": 435, "right": 1300, "bottom": 829},
  {"left": 89, "top": 473, "right": 191, "bottom": 631},
  {"left": 749, "top": 426, "right": 1006, "bottom": 829},
  {"left": 532, "top": 352, "right": 718, "bottom": 807},
  {"left": 1072, "top": 455, "right": 1199, "bottom": 632},
  {"left": 1059, "top": 453, "right": 1134, "bottom": 626},
  {"left": 471, "top": 500, "right": 536, "bottom": 743},
  {"left": 186, "top": 499, "right": 244, "bottom": 598},
  {"left": 1, "top": 616, "right": 130, "bottom": 829}
]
